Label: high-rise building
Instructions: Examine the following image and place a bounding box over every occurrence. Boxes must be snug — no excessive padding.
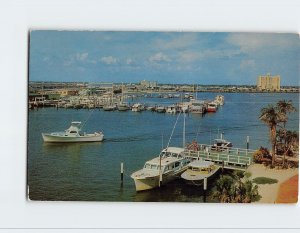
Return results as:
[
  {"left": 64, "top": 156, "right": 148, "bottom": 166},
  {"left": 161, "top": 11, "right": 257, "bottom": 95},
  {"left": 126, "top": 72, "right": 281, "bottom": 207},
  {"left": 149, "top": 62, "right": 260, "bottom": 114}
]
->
[
  {"left": 257, "top": 73, "right": 281, "bottom": 91},
  {"left": 140, "top": 80, "right": 158, "bottom": 88}
]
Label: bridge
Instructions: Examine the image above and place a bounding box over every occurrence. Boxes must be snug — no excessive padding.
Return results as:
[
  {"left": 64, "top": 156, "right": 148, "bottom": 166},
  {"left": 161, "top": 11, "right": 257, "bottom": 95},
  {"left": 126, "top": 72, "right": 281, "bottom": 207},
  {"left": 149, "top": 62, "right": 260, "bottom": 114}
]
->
[{"left": 184, "top": 144, "right": 255, "bottom": 171}]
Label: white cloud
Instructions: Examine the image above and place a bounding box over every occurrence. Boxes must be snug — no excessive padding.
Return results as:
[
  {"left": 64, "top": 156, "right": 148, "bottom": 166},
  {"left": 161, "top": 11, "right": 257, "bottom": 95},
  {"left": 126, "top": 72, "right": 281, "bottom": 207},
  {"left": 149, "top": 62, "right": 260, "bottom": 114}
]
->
[
  {"left": 76, "top": 52, "right": 89, "bottom": 61},
  {"left": 155, "top": 33, "right": 198, "bottom": 50},
  {"left": 100, "top": 56, "right": 118, "bottom": 64},
  {"left": 227, "top": 33, "right": 298, "bottom": 53},
  {"left": 126, "top": 58, "right": 133, "bottom": 65},
  {"left": 149, "top": 52, "right": 171, "bottom": 63},
  {"left": 178, "top": 49, "right": 241, "bottom": 63}
]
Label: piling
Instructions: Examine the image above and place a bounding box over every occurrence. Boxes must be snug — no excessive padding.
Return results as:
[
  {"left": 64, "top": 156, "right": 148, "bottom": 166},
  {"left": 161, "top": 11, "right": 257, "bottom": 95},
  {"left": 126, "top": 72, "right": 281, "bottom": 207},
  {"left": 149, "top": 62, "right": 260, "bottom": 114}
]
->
[
  {"left": 203, "top": 177, "right": 207, "bottom": 203},
  {"left": 159, "top": 173, "right": 163, "bottom": 187},
  {"left": 246, "top": 136, "right": 250, "bottom": 150},
  {"left": 222, "top": 160, "right": 224, "bottom": 173},
  {"left": 120, "top": 162, "right": 124, "bottom": 183}
]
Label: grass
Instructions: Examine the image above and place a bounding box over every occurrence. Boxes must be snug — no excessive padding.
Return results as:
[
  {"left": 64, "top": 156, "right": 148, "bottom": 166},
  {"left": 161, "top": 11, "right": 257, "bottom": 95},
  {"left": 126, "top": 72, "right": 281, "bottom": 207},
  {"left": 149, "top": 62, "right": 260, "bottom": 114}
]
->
[{"left": 252, "top": 177, "right": 278, "bottom": 184}]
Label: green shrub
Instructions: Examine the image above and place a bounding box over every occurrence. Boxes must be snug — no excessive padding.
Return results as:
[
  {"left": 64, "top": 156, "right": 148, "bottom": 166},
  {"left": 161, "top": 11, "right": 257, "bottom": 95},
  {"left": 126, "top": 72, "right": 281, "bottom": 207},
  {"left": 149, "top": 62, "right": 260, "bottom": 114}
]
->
[{"left": 252, "top": 177, "right": 278, "bottom": 184}]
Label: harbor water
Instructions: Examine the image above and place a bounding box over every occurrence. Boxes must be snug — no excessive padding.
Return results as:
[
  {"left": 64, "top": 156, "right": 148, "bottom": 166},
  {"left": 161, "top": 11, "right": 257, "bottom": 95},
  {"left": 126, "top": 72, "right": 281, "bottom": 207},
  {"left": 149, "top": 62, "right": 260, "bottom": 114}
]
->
[{"left": 28, "top": 93, "right": 299, "bottom": 201}]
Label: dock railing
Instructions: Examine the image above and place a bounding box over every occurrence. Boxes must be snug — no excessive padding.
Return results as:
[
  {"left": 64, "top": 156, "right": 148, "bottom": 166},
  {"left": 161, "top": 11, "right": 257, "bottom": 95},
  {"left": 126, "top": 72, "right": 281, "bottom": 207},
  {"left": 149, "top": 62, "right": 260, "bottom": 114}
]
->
[{"left": 185, "top": 144, "right": 255, "bottom": 170}]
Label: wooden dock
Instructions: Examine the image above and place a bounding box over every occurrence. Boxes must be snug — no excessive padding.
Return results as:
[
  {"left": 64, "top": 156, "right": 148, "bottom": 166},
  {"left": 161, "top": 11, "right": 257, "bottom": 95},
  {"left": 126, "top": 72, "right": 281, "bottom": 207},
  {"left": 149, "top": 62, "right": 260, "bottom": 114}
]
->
[{"left": 185, "top": 144, "right": 255, "bottom": 171}]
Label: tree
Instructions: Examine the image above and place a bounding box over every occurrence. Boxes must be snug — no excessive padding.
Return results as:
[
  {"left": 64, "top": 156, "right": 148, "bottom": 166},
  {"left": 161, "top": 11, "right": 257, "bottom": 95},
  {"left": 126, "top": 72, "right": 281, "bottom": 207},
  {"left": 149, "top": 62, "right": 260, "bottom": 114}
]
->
[
  {"left": 259, "top": 105, "right": 286, "bottom": 167},
  {"left": 213, "top": 171, "right": 259, "bottom": 203},
  {"left": 276, "top": 100, "right": 297, "bottom": 167}
]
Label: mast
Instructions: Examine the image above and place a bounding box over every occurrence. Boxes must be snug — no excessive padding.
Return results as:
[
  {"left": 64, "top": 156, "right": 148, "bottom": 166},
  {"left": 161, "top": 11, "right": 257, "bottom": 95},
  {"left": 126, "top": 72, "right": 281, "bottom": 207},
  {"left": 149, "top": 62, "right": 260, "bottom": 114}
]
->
[{"left": 183, "top": 112, "right": 186, "bottom": 148}]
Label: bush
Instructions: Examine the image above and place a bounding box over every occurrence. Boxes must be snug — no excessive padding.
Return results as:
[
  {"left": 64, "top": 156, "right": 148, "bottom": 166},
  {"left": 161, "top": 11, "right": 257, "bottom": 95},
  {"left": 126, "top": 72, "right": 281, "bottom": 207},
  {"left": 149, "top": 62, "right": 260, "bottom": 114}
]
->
[
  {"left": 253, "top": 147, "right": 272, "bottom": 164},
  {"left": 252, "top": 177, "right": 278, "bottom": 184}
]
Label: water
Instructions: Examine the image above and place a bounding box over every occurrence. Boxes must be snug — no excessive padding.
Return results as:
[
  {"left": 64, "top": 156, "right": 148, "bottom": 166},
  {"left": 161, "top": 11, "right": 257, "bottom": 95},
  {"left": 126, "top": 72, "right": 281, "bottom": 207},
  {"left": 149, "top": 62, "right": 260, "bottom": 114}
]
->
[{"left": 28, "top": 93, "right": 299, "bottom": 201}]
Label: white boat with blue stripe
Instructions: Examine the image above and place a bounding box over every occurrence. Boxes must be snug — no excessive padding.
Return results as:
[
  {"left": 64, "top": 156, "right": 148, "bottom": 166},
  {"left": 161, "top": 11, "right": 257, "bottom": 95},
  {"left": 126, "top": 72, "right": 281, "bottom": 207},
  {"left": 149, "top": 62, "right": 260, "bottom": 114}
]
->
[{"left": 42, "top": 121, "right": 104, "bottom": 142}]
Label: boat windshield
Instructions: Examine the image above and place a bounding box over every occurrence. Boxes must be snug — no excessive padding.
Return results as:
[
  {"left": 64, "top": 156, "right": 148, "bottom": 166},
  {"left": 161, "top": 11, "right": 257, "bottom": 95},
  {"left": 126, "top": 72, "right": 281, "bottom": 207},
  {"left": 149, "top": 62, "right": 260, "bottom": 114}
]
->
[
  {"left": 160, "top": 152, "right": 180, "bottom": 158},
  {"left": 144, "top": 163, "right": 160, "bottom": 170}
]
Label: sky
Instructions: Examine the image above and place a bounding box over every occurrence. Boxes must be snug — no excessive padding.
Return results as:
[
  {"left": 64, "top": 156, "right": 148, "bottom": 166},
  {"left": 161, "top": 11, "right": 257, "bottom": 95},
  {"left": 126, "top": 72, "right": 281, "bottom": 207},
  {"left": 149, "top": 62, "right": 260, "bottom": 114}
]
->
[{"left": 29, "top": 31, "right": 299, "bottom": 85}]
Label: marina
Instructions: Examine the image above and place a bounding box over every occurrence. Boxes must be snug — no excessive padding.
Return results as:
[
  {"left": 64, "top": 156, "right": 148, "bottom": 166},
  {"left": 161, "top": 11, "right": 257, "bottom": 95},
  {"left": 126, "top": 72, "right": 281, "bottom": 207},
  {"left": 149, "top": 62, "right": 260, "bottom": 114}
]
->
[{"left": 28, "top": 92, "right": 299, "bottom": 202}]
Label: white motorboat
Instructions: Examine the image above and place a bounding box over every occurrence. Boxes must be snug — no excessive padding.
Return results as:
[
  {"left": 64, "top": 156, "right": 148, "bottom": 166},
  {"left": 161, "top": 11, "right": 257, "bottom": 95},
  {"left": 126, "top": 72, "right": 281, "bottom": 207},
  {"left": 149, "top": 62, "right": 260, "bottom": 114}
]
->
[
  {"left": 117, "top": 102, "right": 130, "bottom": 111},
  {"left": 132, "top": 103, "right": 144, "bottom": 112},
  {"left": 181, "top": 160, "right": 219, "bottom": 186},
  {"left": 156, "top": 105, "right": 166, "bottom": 113},
  {"left": 207, "top": 102, "right": 217, "bottom": 112},
  {"left": 211, "top": 134, "right": 233, "bottom": 151},
  {"left": 189, "top": 100, "right": 206, "bottom": 114},
  {"left": 166, "top": 105, "right": 178, "bottom": 114},
  {"left": 42, "top": 121, "right": 104, "bottom": 142},
  {"left": 131, "top": 147, "right": 191, "bottom": 191},
  {"left": 103, "top": 104, "right": 116, "bottom": 111}
]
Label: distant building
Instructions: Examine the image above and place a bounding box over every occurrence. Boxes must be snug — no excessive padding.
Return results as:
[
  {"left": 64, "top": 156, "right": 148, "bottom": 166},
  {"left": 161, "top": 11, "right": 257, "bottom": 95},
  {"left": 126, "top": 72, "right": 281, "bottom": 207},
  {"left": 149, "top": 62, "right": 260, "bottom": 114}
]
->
[
  {"left": 257, "top": 73, "right": 281, "bottom": 91},
  {"left": 140, "top": 80, "right": 158, "bottom": 88}
]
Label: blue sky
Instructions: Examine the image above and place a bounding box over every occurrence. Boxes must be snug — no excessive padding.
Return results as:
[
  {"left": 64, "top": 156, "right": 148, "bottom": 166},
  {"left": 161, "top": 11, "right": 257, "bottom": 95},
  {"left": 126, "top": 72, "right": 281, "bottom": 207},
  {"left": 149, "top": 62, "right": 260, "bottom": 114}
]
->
[{"left": 29, "top": 31, "right": 299, "bottom": 85}]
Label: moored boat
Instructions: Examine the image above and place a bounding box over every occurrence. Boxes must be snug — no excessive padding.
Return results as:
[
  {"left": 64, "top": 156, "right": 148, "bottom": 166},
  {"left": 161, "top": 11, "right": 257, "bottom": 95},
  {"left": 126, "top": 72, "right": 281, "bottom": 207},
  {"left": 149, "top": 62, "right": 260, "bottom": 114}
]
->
[
  {"left": 181, "top": 160, "right": 219, "bottom": 186},
  {"left": 42, "top": 121, "right": 104, "bottom": 142},
  {"left": 132, "top": 103, "right": 144, "bottom": 112},
  {"left": 156, "top": 105, "right": 166, "bottom": 113},
  {"left": 131, "top": 147, "right": 191, "bottom": 191},
  {"left": 207, "top": 102, "right": 217, "bottom": 112}
]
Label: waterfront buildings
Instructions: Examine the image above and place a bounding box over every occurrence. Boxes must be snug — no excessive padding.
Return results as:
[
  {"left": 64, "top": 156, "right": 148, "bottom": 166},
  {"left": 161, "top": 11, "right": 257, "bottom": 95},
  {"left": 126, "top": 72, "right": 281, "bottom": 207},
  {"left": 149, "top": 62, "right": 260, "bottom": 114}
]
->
[{"left": 257, "top": 73, "right": 281, "bottom": 91}]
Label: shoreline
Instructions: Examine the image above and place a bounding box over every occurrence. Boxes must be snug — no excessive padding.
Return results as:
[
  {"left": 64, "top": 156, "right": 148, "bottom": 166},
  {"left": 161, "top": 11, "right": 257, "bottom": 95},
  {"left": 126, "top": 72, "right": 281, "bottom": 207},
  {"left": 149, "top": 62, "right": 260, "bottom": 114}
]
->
[{"left": 247, "top": 164, "right": 299, "bottom": 204}]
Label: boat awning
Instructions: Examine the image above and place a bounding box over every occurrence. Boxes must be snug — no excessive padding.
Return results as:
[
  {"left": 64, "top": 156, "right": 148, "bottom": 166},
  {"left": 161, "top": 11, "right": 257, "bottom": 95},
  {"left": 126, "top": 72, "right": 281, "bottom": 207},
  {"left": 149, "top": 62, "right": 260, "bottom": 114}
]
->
[
  {"left": 163, "top": 147, "right": 185, "bottom": 154},
  {"left": 189, "top": 160, "right": 214, "bottom": 168}
]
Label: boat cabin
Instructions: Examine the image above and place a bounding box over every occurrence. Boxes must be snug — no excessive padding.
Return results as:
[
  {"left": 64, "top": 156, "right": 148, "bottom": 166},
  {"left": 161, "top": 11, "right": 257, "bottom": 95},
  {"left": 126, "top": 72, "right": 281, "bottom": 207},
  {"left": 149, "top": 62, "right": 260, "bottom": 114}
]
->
[{"left": 188, "top": 161, "right": 215, "bottom": 174}]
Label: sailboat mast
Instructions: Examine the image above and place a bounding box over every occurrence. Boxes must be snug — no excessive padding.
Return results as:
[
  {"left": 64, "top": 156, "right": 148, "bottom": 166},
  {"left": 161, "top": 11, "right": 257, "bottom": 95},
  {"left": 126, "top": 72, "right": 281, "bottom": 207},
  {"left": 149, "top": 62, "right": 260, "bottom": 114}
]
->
[{"left": 183, "top": 112, "right": 186, "bottom": 148}]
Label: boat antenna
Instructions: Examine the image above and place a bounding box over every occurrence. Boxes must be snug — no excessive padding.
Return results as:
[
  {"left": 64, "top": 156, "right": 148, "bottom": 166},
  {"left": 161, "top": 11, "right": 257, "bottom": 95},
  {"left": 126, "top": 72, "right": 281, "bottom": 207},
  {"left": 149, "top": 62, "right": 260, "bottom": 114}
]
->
[
  {"left": 161, "top": 131, "right": 164, "bottom": 150},
  {"left": 166, "top": 111, "right": 181, "bottom": 149}
]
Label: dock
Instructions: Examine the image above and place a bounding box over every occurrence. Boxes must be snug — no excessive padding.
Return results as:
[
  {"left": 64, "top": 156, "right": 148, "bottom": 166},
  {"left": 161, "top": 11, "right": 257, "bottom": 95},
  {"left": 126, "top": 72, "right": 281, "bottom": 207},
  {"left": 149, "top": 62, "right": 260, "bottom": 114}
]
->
[{"left": 185, "top": 144, "right": 254, "bottom": 171}]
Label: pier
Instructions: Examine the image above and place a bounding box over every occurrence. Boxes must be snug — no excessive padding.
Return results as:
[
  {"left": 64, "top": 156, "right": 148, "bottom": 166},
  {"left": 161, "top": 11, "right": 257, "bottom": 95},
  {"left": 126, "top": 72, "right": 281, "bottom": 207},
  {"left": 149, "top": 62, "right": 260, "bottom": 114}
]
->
[{"left": 185, "top": 144, "right": 254, "bottom": 171}]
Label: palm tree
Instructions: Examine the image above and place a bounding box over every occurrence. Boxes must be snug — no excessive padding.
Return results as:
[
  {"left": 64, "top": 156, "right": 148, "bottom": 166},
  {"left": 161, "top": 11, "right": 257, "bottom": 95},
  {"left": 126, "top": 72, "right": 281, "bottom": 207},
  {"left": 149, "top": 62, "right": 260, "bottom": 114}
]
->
[
  {"left": 259, "top": 105, "right": 286, "bottom": 167},
  {"left": 276, "top": 100, "right": 296, "bottom": 126},
  {"left": 213, "top": 175, "right": 235, "bottom": 203},
  {"left": 276, "top": 100, "right": 296, "bottom": 167}
]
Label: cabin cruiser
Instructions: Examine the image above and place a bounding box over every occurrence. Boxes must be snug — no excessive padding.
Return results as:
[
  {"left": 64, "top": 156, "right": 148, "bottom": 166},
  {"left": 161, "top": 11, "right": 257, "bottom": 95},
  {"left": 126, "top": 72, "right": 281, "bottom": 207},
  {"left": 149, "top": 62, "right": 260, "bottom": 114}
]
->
[
  {"left": 131, "top": 147, "right": 191, "bottom": 191},
  {"left": 211, "top": 134, "right": 233, "bottom": 151},
  {"left": 156, "top": 106, "right": 166, "bottom": 113},
  {"left": 207, "top": 102, "right": 217, "bottom": 112},
  {"left": 42, "top": 121, "right": 104, "bottom": 142},
  {"left": 166, "top": 105, "right": 178, "bottom": 114},
  {"left": 189, "top": 100, "right": 206, "bottom": 114},
  {"left": 181, "top": 160, "right": 219, "bottom": 186},
  {"left": 132, "top": 103, "right": 144, "bottom": 112}
]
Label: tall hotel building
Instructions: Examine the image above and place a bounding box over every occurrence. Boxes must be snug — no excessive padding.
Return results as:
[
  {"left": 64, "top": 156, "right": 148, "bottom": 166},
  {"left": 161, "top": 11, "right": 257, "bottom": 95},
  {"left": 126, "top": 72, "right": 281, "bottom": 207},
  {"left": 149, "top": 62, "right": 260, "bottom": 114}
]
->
[{"left": 257, "top": 73, "right": 281, "bottom": 91}]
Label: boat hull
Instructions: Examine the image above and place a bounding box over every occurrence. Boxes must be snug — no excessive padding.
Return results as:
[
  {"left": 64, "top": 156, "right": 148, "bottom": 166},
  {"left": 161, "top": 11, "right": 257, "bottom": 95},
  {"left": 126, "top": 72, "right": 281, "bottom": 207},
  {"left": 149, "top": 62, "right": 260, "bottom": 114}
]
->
[
  {"left": 181, "top": 167, "right": 219, "bottom": 186},
  {"left": 42, "top": 133, "right": 104, "bottom": 142},
  {"left": 132, "top": 168, "right": 187, "bottom": 192}
]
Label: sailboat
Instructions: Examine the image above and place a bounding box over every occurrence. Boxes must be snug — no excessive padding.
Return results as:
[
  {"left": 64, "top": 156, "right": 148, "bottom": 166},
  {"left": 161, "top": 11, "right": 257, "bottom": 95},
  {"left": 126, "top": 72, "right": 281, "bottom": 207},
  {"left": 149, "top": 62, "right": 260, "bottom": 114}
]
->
[
  {"left": 117, "top": 84, "right": 130, "bottom": 111},
  {"left": 103, "top": 85, "right": 117, "bottom": 111}
]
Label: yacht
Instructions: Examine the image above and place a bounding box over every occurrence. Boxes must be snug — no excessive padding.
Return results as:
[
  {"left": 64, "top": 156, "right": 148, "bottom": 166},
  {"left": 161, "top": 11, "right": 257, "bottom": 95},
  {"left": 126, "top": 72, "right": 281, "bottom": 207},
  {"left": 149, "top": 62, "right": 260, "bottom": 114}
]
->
[
  {"left": 42, "top": 121, "right": 104, "bottom": 142},
  {"left": 131, "top": 147, "right": 191, "bottom": 191},
  {"left": 181, "top": 160, "right": 219, "bottom": 186}
]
